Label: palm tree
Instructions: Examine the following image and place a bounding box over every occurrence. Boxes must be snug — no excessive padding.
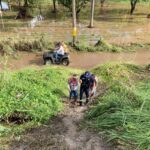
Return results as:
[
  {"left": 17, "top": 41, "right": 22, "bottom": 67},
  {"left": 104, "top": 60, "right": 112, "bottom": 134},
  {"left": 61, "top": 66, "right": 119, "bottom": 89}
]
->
[{"left": 89, "top": 0, "right": 95, "bottom": 28}]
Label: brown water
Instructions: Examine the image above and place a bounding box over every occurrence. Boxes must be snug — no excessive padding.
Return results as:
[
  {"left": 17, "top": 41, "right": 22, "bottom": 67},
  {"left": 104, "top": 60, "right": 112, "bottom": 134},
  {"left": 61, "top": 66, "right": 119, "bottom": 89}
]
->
[
  {"left": 70, "top": 50, "right": 150, "bottom": 69},
  {"left": 0, "top": 3, "right": 150, "bottom": 45},
  {"left": 0, "top": 50, "right": 149, "bottom": 72}
]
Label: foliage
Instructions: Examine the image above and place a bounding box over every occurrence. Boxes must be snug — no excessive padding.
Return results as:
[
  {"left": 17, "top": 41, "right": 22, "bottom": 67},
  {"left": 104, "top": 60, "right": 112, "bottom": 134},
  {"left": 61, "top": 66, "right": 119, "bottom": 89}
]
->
[
  {"left": 72, "top": 39, "right": 124, "bottom": 52},
  {"left": 85, "top": 63, "right": 150, "bottom": 149},
  {"left": 0, "top": 66, "right": 81, "bottom": 135},
  {"left": 0, "top": 36, "right": 54, "bottom": 54},
  {"left": 57, "top": 0, "right": 89, "bottom": 15}
]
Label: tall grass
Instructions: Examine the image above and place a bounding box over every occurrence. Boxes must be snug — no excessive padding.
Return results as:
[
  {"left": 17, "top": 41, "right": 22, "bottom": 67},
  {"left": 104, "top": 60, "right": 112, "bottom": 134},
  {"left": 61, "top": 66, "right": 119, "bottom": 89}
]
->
[
  {"left": 0, "top": 67, "right": 81, "bottom": 136},
  {"left": 85, "top": 63, "right": 150, "bottom": 149}
]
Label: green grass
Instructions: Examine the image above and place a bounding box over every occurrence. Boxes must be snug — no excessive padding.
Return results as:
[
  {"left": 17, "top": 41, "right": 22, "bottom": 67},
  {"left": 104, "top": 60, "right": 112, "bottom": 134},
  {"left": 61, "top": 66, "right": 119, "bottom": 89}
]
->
[
  {"left": 0, "top": 66, "right": 81, "bottom": 136},
  {"left": 73, "top": 40, "right": 124, "bottom": 52},
  {"left": 85, "top": 63, "right": 150, "bottom": 150},
  {"left": 0, "top": 36, "right": 55, "bottom": 54}
]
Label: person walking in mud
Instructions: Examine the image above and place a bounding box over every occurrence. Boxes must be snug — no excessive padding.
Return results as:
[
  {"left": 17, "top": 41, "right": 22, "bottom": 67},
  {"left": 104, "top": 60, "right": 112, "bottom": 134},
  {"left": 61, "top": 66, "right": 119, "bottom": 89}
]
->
[
  {"left": 68, "top": 74, "right": 78, "bottom": 105},
  {"left": 79, "top": 71, "right": 92, "bottom": 106}
]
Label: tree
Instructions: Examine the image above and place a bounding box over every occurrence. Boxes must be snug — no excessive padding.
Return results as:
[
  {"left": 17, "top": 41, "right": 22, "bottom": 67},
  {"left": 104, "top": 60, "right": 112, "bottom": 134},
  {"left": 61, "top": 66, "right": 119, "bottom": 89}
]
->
[
  {"left": 130, "top": 0, "right": 138, "bottom": 14},
  {"left": 52, "top": 0, "right": 57, "bottom": 13},
  {"left": 89, "top": 0, "right": 95, "bottom": 28},
  {"left": 57, "top": 0, "right": 89, "bottom": 16},
  {"left": 0, "top": 0, "right": 2, "bottom": 10},
  {"left": 100, "top": 0, "right": 106, "bottom": 7}
]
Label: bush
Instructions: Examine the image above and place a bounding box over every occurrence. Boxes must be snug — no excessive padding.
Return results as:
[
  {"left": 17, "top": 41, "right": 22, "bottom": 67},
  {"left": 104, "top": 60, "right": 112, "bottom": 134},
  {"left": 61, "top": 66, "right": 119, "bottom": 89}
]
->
[
  {"left": 0, "top": 36, "right": 54, "bottom": 54},
  {"left": 0, "top": 67, "right": 81, "bottom": 133},
  {"left": 85, "top": 63, "right": 150, "bottom": 150},
  {"left": 73, "top": 39, "right": 124, "bottom": 52}
]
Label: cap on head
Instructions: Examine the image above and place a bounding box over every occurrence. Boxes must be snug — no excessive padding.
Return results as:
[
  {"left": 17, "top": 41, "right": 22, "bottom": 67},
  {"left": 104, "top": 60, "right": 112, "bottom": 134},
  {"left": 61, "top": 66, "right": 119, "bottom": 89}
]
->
[{"left": 85, "top": 71, "right": 91, "bottom": 78}]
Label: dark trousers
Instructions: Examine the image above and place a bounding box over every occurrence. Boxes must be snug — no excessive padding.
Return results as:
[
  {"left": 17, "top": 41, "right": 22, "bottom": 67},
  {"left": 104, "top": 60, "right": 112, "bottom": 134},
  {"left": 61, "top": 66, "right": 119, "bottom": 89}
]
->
[
  {"left": 80, "top": 86, "right": 90, "bottom": 105},
  {"left": 54, "top": 53, "right": 63, "bottom": 61}
]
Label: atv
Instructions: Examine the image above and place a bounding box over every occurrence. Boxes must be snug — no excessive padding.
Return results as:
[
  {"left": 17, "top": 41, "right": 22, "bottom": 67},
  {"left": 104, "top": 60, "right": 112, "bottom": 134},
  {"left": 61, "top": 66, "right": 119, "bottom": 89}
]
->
[{"left": 43, "top": 51, "right": 70, "bottom": 66}]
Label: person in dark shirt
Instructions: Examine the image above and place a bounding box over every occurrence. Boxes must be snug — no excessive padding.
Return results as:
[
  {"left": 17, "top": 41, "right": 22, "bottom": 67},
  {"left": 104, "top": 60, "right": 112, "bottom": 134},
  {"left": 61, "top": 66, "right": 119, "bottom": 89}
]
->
[{"left": 79, "top": 71, "right": 91, "bottom": 106}]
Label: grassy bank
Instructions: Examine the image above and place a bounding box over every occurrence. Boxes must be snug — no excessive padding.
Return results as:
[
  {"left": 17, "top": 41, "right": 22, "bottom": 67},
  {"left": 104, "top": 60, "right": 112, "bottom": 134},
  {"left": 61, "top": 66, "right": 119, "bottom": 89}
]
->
[
  {"left": 0, "top": 66, "right": 81, "bottom": 136},
  {"left": 1, "top": 36, "right": 150, "bottom": 55},
  {"left": 85, "top": 63, "right": 150, "bottom": 149},
  {"left": 0, "top": 36, "right": 54, "bottom": 55}
]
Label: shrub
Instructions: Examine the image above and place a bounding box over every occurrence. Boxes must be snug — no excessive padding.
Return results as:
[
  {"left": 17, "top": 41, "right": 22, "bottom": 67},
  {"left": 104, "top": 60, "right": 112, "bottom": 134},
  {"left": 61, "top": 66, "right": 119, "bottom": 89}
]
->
[{"left": 86, "top": 63, "right": 150, "bottom": 150}]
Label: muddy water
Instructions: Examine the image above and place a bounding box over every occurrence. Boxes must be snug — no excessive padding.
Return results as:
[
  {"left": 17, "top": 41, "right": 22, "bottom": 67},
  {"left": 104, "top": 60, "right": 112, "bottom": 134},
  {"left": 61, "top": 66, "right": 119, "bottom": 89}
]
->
[
  {"left": 0, "top": 3, "right": 150, "bottom": 45},
  {"left": 0, "top": 50, "right": 149, "bottom": 72},
  {"left": 70, "top": 50, "right": 150, "bottom": 69}
]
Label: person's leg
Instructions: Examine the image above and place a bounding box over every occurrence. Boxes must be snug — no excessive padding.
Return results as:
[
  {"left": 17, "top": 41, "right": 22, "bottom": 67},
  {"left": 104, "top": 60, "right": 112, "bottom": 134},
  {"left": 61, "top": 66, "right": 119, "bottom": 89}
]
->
[
  {"left": 85, "top": 88, "right": 90, "bottom": 104},
  {"left": 54, "top": 52, "right": 58, "bottom": 61},
  {"left": 74, "top": 90, "right": 78, "bottom": 102},
  {"left": 80, "top": 87, "right": 84, "bottom": 106},
  {"left": 69, "top": 90, "right": 73, "bottom": 100},
  {"left": 57, "top": 54, "right": 62, "bottom": 61}
]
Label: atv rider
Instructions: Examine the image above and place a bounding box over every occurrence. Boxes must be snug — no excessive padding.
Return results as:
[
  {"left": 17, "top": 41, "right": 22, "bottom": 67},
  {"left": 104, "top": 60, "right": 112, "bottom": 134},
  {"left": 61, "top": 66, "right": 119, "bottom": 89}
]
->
[
  {"left": 68, "top": 74, "right": 78, "bottom": 105},
  {"left": 79, "top": 71, "right": 92, "bottom": 106},
  {"left": 54, "top": 42, "right": 65, "bottom": 62}
]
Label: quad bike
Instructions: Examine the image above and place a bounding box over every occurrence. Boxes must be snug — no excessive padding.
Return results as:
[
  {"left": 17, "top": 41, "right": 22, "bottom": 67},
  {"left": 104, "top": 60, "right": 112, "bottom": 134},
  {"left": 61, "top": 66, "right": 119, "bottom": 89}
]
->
[{"left": 43, "top": 51, "right": 70, "bottom": 66}]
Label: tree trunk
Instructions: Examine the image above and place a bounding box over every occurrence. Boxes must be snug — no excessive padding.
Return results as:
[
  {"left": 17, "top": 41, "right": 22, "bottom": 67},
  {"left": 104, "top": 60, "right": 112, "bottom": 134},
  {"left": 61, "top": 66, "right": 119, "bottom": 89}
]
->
[
  {"left": 7, "top": 0, "right": 11, "bottom": 10},
  {"left": 52, "top": 0, "right": 57, "bottom": 13},
  {"left": 130, "top": 0, "right": 138, "bottom": 15},
  {"left": 89, "top": 0, "right": 95, "bottom": 28},
  {"left": 0, "top": 0, "right": 2, "bottom": 10},
  {"left": 72, "top": 0, "right": 77, "bottom": 46},
  {"left": 24, "top": 0, "right": 28, "bottom": 7},
  {"left": 16, "top": 0, "right": 28, "bottom": 19},
  {"left": 100, "top": 0, "right": 105, "bottom": 7},
  {"left": 18, "top": 0, "right": 21, "bottom": 8}
]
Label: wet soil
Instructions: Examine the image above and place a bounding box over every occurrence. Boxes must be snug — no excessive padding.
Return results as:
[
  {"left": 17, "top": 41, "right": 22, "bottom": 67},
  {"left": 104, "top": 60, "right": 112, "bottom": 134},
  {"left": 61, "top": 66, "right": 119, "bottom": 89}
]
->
[{"left": 11, "top": 103, "right": 113, "bottom": 150}]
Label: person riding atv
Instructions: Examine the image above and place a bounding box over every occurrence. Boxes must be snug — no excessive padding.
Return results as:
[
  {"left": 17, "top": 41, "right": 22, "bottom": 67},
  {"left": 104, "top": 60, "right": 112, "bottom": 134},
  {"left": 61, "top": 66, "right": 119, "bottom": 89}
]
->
[{"left": 43, "top": 42, "right": 70, "bottom": 66}]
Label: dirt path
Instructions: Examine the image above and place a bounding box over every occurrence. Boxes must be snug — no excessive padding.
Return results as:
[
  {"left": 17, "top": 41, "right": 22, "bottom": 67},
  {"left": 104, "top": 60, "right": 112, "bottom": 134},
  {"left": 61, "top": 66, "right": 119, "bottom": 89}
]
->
[
  {"left": 10, "top": 86, "right": 113, "bottom": 150},
  {"left": 11, "top": 102, "right": 113, "bottom": 150},
  {"left": 0, "top": 50, "right": 150, "bottom": 72}
]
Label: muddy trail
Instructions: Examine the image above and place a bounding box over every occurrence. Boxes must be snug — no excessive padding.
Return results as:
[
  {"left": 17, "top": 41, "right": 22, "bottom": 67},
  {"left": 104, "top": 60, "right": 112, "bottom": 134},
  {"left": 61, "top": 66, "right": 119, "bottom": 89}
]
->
[
  {"left": 11, "top": 105, "right": 112, "bottom": 150},
  {"left": 0, "top": 50, "right": 150, "bottom": 72},
  {"left": 9, "top": 85, "right": 113, "bottom": 150}
]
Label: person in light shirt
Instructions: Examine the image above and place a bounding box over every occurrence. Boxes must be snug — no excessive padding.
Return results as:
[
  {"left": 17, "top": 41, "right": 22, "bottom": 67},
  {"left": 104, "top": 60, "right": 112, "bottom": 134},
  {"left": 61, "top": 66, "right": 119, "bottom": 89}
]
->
[{"left": 54, "top": 42, "right": 65, "bottom": 61}]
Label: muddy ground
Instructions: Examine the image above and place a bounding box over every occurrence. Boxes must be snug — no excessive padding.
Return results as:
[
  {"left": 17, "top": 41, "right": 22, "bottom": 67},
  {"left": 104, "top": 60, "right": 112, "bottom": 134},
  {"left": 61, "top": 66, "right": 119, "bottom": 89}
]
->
[
  {"left": 0, "top": 50, "right": 150, "bottom": 72},
  {"left": 11, "top": 104, "right": 113, "bottom": 150}
]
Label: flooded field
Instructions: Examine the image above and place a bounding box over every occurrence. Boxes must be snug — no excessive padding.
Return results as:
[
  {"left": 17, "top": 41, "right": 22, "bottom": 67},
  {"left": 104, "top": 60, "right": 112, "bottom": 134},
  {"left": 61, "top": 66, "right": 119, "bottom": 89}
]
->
[{"left": 0, "top": 2, "right": 150, "bottom": 45}]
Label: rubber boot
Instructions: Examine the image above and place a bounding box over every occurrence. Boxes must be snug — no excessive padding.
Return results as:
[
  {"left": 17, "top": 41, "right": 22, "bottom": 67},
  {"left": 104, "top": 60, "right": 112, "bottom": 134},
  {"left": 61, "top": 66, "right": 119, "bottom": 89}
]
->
[
  {"left": 85, "top": 99, "right": 89, "bottom": 105},
  {"left": 79, "top": 101, "right": 82, "bottom": 106}
]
